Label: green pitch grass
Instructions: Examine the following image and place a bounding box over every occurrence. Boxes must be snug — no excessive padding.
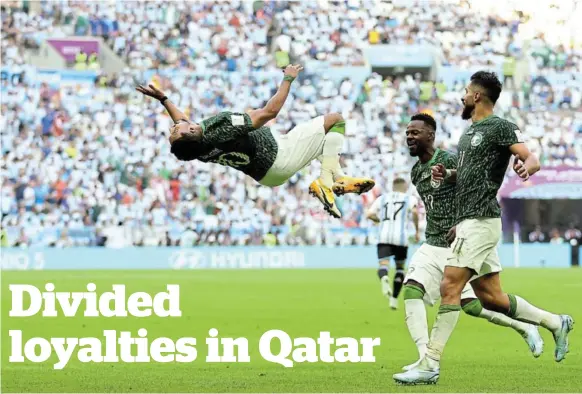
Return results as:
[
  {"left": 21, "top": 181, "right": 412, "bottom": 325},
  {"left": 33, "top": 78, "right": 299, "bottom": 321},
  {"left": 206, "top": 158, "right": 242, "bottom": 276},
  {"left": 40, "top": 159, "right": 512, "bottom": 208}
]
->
[{"left": 2, "top": 268, "right": 581, "bottom": 393}]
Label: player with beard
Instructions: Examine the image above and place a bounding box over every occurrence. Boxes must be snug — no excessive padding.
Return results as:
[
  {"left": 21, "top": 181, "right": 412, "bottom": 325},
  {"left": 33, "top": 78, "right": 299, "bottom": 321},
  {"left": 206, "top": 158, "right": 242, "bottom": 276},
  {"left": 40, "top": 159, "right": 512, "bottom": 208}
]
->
[
  {"left": 394, "top": 72, "right": 574, "bottom": 385},
  {"left": 398, "top": 112, "right": 543, "bottom": 372}
]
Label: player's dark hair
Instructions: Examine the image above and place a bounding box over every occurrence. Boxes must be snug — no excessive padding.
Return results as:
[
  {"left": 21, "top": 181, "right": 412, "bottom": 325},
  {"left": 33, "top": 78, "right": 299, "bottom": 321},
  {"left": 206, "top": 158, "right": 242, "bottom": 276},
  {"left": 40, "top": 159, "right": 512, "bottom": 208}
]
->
[
  {"left": 170, "top": 140, "right": 197, "bottom": 161},
  {"left": 470, "top": 71, "right": 502, "bottom": 104},
  {"left": 393, "top": 177, "right": 407, "bottom": 186},
  {"left": 410, "top": 113, "right": 437, "bottom": 131}
]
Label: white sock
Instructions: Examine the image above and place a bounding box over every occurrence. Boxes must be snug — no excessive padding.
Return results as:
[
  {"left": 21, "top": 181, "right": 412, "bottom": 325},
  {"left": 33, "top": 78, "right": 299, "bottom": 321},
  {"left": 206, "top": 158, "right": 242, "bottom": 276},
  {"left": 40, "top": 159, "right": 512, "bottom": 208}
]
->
[
  {"left": 317, "top": 154, "right": 346, "bottom": 181},
  {"left": 334, "top": 165, "right": 346, "bottom": 180},
  {"left": 404, "top": 299, "right": 428, "bottom": 358},
  {"left": 426, "top": 306, "right": 461, "bottom": 363},
  {"left": 320, "top": 132, "right": 344, "bottom": 187},
  {"left": 478, "top": 308, "right": 531, "bottom": 336},
  {"left": 510, "top": 294, "right": 561, "bottom": 332}
]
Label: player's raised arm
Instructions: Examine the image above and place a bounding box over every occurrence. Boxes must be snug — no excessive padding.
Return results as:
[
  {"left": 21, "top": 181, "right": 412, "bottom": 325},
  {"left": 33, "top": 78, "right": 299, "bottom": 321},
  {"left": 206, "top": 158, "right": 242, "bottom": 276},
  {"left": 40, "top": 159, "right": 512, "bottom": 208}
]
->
[
  {"left": 511, "top": 144, "right": 541, "bottom": 181},
  {"left": 136, "top": 84, "right": 190, "bottom": 124},
  {"left": 247, "top": 64, "right": 303, "bottom": 128},
  {"left": 494, "top": 120, "right": 540, "bottom": 180}
]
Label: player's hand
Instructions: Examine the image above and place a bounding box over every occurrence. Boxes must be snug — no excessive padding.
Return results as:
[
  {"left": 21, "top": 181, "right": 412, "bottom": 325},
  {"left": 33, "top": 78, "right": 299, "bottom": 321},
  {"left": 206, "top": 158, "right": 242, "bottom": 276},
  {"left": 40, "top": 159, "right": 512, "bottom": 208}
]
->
[
  {"left": 446, "top": 226, "right": 456, "bottom": 246},
  {"left": 431, "top": 163, "right": 446, "bottom": 181},
  {"left": 513, "top": 156, "right": 530, "bottom": 181},
  {"left": 136, "top": 84, "right": 166, "bottom": 101},
  {"left": 283, "top": 64, "right": 304, "bottom": 78}
]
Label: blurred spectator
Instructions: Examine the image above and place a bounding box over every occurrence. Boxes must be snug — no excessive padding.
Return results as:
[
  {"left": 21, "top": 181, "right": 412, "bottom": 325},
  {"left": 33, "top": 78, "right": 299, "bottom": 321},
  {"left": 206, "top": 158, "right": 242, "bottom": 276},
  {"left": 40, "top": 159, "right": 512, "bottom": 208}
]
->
[
  {"left": 564, "top": 223, "right": 582, "bottom": 246},
  {"left": 1, "top": 0, "right": 581, "bottom": 247},
  {"left": 528, "top": 225, "right": 546, "bottom": 243},
  {"left": 549, "top": 228, "right": 565, "bottom": 244}
]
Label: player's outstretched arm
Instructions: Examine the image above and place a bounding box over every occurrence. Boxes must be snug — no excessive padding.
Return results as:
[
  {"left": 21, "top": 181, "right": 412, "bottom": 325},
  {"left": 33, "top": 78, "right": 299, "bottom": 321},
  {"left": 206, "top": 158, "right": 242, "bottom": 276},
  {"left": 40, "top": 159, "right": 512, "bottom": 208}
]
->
[
  {"left": 510, "top": 143, "right": 540, "bottom": 180},
  {"left": 247, "top": 64, "right": 303, "bottom": 128},
  {"left": 136, "top": 84, "right": 190, "bottom": 124}
]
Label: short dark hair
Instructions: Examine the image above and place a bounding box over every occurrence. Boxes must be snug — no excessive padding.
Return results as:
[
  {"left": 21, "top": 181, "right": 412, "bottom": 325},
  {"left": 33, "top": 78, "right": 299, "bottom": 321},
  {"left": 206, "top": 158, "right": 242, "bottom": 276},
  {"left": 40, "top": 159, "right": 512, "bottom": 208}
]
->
[
  {"left": 470, "top": 71, "right": 502, "bottom": 104},
  {"left": 410, "top": 113, "right": 437, "bottom": 131},
  {"left": 393, "top": 177, "right": 407, "bottom": 186},
  {"left": 170, "top": 140, "right": 197, "bottom": 161}
]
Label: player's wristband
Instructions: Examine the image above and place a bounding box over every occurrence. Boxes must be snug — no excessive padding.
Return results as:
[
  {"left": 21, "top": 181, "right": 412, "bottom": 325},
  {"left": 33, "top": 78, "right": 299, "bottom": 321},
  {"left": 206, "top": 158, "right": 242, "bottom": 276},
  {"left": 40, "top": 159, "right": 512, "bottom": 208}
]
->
[
  {"left": 160, "top": 96, "right": 168, "bottom": 104},
  {"left": 444, "top": 170, "right": 452, "bottom": 180},
  {"left": 283, "top": 75, "right": 295, "bottom": 83}
]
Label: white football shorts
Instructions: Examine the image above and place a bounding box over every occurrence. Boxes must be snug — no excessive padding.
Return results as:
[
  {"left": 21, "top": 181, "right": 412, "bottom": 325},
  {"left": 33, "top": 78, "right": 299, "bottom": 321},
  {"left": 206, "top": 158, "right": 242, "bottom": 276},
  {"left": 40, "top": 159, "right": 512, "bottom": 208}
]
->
[
  {"left": 405, "top": 243, "right": 477, "bottom": 306},
  {"left": 446, "top": 218, "right": 503, "bottom": 281},
  {"left": 259, "top": 116, "right": 326, "bottom": 187}
]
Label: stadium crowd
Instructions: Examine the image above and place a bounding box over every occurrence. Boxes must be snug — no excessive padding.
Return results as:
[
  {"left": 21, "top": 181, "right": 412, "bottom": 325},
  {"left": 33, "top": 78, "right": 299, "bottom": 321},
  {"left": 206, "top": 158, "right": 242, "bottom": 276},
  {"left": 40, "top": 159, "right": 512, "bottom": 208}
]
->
[{"left": 1, "top": 0, "right": 581, "bottom": 248}]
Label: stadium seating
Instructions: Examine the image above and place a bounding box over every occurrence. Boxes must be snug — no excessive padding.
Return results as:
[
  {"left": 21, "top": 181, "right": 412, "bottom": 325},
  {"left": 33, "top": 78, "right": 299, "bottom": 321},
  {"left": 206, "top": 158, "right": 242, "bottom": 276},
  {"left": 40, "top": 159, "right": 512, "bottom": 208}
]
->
[{"left": 1, "top": 1, "right": 581, "bottom": 247}]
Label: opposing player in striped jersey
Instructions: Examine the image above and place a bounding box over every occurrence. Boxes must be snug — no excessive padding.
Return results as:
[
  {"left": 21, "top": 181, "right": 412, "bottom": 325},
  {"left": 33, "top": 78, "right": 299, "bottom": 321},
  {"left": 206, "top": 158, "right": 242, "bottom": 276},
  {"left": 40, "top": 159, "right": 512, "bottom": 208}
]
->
[
  {"left": 366, "top": 178, "right": 420, "bottom": 309},
  {"left": 395, "top": 73, "right": 574, "bottom": 385},
  {"left": 136, "top": 65, "right": 375, "bottom": 218},
  {"left": 395, "top": 113, "right": 543, "bottom": 374}
]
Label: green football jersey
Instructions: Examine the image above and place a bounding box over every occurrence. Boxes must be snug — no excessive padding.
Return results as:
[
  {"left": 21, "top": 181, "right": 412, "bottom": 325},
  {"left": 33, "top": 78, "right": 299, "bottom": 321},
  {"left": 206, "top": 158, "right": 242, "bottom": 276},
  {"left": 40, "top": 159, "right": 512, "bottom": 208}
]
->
[
  {"left": 411, "top": 149, "right": 458, "bottom": 248},
  {"left": 191, "top": 111, "right": 278, "bottom": 182},
  {"left": 455, "top": 115, "right": 523, "bottom": 223}
]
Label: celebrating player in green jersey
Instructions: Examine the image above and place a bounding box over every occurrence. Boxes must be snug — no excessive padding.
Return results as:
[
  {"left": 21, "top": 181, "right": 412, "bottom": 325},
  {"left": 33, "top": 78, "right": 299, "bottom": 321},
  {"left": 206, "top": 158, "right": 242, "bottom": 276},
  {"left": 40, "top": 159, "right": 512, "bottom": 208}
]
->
[
  {"left": 136, "top": 64, "right": 374, "bottom": 218},
  {"left": 399, "top": 113, "right": 542, "bottom": 372},
  {"left": 394, "top": 72, "right": 574, "bottom": 386}
]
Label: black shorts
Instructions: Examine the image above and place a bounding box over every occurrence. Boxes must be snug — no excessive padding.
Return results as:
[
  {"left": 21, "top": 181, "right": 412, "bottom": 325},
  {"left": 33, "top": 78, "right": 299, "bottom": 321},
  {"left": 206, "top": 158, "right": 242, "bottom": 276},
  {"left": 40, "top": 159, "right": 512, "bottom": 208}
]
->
[{"left": 377, "top": 243, "right": 408, "bottom": 262}]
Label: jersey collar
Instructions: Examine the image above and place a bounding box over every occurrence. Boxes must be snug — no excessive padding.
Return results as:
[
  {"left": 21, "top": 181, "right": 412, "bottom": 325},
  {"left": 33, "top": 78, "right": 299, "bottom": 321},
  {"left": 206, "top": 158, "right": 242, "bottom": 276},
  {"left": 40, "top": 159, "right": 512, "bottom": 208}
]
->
[
  {"left": 471, "top": 114, "right": 495, "bottom": 127},
  {"left": 426, "top": 148, "right": 440, "bottom": 166}
]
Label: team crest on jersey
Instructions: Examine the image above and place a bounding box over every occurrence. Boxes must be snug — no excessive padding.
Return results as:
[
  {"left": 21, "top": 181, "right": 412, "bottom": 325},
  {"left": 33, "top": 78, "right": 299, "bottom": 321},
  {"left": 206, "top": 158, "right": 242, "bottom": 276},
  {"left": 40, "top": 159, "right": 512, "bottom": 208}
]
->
[
  {"left": 430, "top": 178, "right": 442, "bottom": 188},
  {"left": 471, "top": 132, "right": 483, "bottom": 147}
]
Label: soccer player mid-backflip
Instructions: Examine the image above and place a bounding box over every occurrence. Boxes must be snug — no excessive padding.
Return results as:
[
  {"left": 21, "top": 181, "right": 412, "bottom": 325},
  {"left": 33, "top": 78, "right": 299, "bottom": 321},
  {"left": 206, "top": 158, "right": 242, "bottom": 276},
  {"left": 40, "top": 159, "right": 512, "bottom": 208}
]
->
[
  {"left": 136, "top": 64, "right": 375, "bottom": 218},
  {"left": 394, "top": 72, "right": 574, "bottom": 385}
]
